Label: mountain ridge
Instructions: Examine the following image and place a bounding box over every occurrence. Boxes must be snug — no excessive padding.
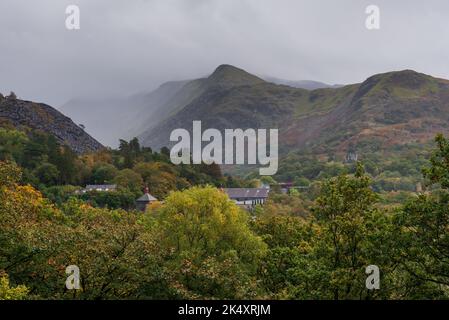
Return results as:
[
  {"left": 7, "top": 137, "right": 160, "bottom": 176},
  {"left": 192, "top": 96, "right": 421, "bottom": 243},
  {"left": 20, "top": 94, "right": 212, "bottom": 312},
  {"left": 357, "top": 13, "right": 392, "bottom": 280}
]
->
[
  {"left": 60, "top": 65, "right": 346, "bottom": 147},
  {"left": 262, "top": 76, "right": 342, "bottom": 90},
  {"left": 57, "top": 64, "right": 449, "bottom": 164},
  {"left": 137, "top": 66, "right": 449, "bottom": 162}
]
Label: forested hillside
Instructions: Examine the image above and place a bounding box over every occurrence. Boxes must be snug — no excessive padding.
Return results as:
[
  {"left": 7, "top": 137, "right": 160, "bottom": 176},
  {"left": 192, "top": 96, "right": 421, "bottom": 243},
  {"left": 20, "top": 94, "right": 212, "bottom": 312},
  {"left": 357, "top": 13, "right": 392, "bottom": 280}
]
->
[{"left": 2, "top": 134, "right": 449, "bottom": 299}]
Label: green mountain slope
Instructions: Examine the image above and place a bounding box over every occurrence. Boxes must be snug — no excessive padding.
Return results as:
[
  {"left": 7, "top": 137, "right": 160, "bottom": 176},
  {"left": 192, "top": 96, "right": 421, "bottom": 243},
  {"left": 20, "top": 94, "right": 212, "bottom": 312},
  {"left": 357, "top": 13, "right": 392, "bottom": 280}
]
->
[{"left": 138, "top": 66, "right": 449, "bottom": 163}]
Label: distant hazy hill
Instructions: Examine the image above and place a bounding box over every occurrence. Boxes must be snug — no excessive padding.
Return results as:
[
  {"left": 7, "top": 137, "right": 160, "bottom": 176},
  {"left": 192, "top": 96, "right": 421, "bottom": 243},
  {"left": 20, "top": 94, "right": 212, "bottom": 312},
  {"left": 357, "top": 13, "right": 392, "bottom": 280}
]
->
[
  {"left": 0, "top": 95, "right": 103, "bottom": 154},
  {"left": 138, "top": 65, "right": 449, "bottom": 160},
  {"left": 59, "top": 64, "right": 449, "bottom": 162},
  {"left": 60, "top": 65, "right": 340, "bottom": 147},
  {"left": 61, "top": 66, "right": 267, "bottom": 147},
  {"left": 60, "top": 80, "right": 192, "bottom": 147},
  {"left": 262, "top": 76, "right": 342, "bottom": 90}
]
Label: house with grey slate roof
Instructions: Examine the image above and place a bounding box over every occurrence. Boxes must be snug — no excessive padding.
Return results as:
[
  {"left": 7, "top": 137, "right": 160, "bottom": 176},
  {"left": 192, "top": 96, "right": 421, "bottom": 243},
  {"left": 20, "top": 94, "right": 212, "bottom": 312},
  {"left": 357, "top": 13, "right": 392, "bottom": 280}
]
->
[
  {"left": 79, "top": 184, "right": 117, "bottom": 193},
  {"left": 223, "top": 188, "right": 270, "bottom": 209}
]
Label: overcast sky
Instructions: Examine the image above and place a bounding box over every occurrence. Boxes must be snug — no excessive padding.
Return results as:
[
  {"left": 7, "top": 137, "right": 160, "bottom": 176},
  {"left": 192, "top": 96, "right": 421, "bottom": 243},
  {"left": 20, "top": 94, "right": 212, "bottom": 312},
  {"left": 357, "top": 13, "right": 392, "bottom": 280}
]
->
[{"left": 1, "top": 0, "right": 449, "bottom": 107}]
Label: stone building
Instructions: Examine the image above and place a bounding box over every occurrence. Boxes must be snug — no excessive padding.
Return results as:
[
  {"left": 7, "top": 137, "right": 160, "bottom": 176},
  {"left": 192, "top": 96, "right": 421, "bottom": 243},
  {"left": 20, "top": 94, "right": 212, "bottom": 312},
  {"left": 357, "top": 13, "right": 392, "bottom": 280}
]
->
[{"left": 136, "top": 187, "right": 158, "bottom": 212}]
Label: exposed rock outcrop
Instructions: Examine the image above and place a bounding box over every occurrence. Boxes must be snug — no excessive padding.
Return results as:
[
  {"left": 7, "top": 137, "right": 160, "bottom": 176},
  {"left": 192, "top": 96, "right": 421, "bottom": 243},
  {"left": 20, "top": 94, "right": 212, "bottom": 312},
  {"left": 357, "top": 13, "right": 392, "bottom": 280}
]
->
[{"left": 0, "top": 97, "right": 104, "bottom": 154}]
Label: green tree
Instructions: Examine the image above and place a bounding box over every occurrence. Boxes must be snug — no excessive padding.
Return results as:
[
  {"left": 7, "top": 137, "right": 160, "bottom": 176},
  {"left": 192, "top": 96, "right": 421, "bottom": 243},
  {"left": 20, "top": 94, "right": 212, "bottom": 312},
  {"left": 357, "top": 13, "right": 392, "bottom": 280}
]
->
[
  {"left": 50, "top": 145, "right": 78, "bottom": 185},
  {"left": 79, "top": 190, "right": 136, "bottom": 210},
  {"left": 287, "top": 163, "right": 393, "bottom": 299},
  {"left": 0, "top": 161, "right": 22, "bottom": 186},
  {"left": 0, "top": 128, "right": 28, "bottom": 162},
  {"left": 22, "top": 133, "right": 48, "bottom": 169},
  {"left": 0, "top": 161, "right": 163, "bottom": 300},
  {"left": 394, "top": 134, "right": 449, "bottom": 298},
  {"left": 34, "top": 163, "right": 60, "bottom": 186},
  {"left": 113, "top": 169, "right": 144, "bottom": 194},
  {"left": 133, "top": 162, "right": 177, "bottom": 198},
  {"left": 149, "top": 186, "right": 267, "bottom": 299},
  {"left": 119, "top": 138, "right": 141, "bottom": 168},
  {"left": 0, "top": 273, "right": 28, "bottom": 300},
  {"left": 91, "top": 164, "right": 118, "bottom": 184},
  {"left": 252, "top": 212, "right": 306, "bottom": 298}
]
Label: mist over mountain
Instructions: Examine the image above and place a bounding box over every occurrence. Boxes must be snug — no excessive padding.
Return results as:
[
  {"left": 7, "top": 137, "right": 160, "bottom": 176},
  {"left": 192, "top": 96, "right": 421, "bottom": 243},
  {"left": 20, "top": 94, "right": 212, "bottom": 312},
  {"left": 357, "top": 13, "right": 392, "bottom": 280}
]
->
[
  {"left": 60, "top": 65, "right": 348, "bottom": 147},
  {"left": 137, "top": 65, "right": 449, "bottom": 161},
  {"left": 57, "top": 64, "right": 449, "bottom": 164},
  {"left": 60, "top": 80, "right": 190, "bottom": 147}
]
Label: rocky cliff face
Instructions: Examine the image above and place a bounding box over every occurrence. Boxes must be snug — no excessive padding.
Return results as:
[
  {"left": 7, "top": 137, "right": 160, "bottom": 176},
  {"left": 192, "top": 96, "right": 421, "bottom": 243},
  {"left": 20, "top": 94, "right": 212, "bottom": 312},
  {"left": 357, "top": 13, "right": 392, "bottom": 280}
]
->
[{"left": 0, "top": 96, "right": 104, "bottom": 154}]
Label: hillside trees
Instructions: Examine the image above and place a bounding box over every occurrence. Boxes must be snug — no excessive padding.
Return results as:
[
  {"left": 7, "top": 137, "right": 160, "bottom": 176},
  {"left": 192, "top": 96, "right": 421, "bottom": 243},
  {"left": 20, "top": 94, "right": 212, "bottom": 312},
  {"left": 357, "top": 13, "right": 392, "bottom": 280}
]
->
[
  {"left": 0, "top": 129, "right": 81, "bottom": 186},
  {"left": 148, "top": 186, "right": 267, "bottom": 299},
  {"left": 0, "top": 128, "right": 28, "bottom": 162},
  {"left": 252, "top": 212, "right": 307, "bottom": 298},
  {"left": 91, "top": 163, "right": 118, "bottom": 184},
  {"left": 0, "top": 161, "right": 65, "bottom": 298},
  {"left": 394, "top": 134, "right": 449, "bottom": 298},
  {"left": 1, "top": 161, "right": 265, "bottom": 300},
  {"left": 255, "top": 163, "right": 395, "bottom": 299},
  {"left": 0, "top": 161, "right": 165, "bottom": 299},
  {"left": 133, "top": 162, "right": 181, "bottom": 199},
  {"left": 0, "top": 130, "right": 227, "bottom": 206},
  {"left": 0, "top": 273, "right": 28, "bottom": 300},
  {"left": 293, "top": 164, "right": 394, "bottom": 300},
  {"left": 113, "top": 168, "right": 144, "bottom": 194},
  {"left": 6, "top": 120, "right": 449, "bottom": 300},
  {"left": 118, "top": 138, "right": 142, "bottom": 168}
]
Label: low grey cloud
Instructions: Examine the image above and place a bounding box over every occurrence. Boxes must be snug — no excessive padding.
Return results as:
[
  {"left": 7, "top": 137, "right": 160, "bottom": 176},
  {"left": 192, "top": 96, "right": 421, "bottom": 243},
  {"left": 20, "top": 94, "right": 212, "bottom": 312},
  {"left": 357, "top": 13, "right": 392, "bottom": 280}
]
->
[{"left": 1, "top": 0, "right": 449, "bottom": 106}]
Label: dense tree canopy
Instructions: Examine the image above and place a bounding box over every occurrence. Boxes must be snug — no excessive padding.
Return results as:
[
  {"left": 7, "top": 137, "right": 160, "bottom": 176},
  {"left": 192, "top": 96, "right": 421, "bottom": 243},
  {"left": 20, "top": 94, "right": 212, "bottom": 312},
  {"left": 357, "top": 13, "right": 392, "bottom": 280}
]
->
[
  {"left": 147, "top": 186, "right": 267, "bottom": 299},
  {"left": 2, "top": 127, "right": 449, "bottom": 300}
]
